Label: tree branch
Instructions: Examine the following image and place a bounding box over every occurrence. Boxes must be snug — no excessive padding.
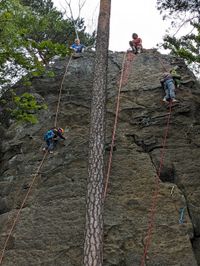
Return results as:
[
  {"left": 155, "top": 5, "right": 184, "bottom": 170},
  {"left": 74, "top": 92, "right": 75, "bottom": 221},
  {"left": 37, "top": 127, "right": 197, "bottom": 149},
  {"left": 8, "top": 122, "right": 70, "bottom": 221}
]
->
[
  {"left": 172, "top": 15, "right": 198, "bottom": 37},
  {"left": 78, "top": 0, "right": 86, "bottom": 18}
]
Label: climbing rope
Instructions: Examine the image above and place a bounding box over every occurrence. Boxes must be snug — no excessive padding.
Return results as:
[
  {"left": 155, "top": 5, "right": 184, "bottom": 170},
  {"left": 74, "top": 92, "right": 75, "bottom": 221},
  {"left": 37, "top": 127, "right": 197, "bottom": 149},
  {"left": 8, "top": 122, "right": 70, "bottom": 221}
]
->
[
  {"left": 0, "top": 54, "right": 73, "bottom": 265},
  {"left": 140, "top": 100, "right": 173, "bottom": 266},
  {"left": 157, "top": 53, "right": 168, "bottom": 72},
  {"left": 103, "top": 51, "right": 135, "bottom": 200},
  {"left": 121, "top": 51, "right": 135, "bottom": 87},
  {"left": 159, "top": 59, "right": 167, "bottom": 71},
  {"left": 54, "top": 55, "right": 72, "bottom": 128},
  {"left": 0, "top": 151, "right": 48, "bottom": 265}
]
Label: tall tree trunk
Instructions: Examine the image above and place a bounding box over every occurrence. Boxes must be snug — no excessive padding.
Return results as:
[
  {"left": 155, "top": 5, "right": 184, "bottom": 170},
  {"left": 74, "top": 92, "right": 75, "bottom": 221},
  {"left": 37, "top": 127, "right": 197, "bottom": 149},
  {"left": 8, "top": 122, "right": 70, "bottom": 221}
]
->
[{"left": 83, "top": 0, "right": 111, "bottom": 265}]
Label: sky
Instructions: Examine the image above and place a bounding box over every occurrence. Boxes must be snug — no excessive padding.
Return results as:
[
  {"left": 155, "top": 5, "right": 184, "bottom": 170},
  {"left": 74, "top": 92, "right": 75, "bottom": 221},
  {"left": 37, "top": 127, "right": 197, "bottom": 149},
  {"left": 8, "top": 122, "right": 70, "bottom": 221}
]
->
[{"left": 53, "top": 0, "right": 171, "bottom": 52}]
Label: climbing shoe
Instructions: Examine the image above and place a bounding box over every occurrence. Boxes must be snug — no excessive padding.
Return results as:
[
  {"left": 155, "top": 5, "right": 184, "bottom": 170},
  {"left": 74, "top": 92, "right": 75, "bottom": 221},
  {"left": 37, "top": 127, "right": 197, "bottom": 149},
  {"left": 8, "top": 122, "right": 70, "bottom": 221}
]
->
[
  {"left": 172, "top": 98, "right": 178, "bottom": 102},
  {"left": 163, "top": 98, "right": 167, "bottom": 103}
]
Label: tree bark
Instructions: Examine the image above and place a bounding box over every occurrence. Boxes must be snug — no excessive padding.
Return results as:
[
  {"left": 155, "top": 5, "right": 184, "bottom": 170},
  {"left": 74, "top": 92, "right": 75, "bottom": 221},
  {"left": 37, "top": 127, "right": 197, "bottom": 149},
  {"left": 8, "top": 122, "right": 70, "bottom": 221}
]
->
[{"left": 83, "top": 0, "right": 111, "bottom": 265}]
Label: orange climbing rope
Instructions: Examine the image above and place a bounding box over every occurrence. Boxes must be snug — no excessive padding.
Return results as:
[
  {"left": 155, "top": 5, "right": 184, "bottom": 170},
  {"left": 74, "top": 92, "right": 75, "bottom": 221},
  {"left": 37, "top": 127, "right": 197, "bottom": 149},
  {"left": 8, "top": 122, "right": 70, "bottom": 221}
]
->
[
  {"left": 0, "top": 151, "right": 48, "bottom": 265},
  {"left": 54, "top": 55, "right": 72, "bottom": 128},
  {"left": 140, "top": 101, "right": 173, "bottom": 266},
  {"left": 0, "top": 55, "right": 72, "bottom": 265},
  {"left": 158, "top": 55, "right": 168, "bottom": 72},
  {"left": 103, "top": 51, "right": 135, "bottom": 200}
]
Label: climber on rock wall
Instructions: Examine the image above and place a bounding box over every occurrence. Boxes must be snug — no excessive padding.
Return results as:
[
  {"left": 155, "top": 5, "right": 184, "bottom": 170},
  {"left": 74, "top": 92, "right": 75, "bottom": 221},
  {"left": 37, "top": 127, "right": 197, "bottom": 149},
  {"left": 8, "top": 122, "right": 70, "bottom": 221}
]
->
[
  {"left": 160, "top": 70, "right": 181, "bottom": 103},
  {"left": 43, "top": 127, "right": 66, "bottom": 154}
]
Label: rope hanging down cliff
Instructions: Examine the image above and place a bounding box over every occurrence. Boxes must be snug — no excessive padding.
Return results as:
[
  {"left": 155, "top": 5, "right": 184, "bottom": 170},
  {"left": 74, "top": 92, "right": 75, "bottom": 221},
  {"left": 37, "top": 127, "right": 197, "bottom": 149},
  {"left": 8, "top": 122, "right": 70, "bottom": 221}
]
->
[
  {"left": 54, "top": 55, "right": 72, "bottom": 128},
  {"left": 139, "top": 54, "right": 177, "bottom": 265},
  {"left": 103, "top": 51, "right": 135, "bottom": 200},
  {"left": 0, "top": 56, "right": 72, "bottom": 265},
  {"left": 140, "top": 100, "right": 173, "bottom": 266},
  {"left": 0, "top": 151, "right": 48, "bottom": 265}
]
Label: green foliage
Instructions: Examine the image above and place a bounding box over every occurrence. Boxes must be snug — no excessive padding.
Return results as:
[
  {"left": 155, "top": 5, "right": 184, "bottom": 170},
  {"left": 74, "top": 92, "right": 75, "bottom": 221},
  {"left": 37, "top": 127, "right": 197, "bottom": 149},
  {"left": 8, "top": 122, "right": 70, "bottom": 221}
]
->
[
  {"left": 0, "top": 90, "right": 47, "bottom": 125},
  {"left": 157, "top": 0, "right": 199, "bottom": 14},
  {"left": 0, "top": 0, "right": 95, "bottom": 86},
  {"left": 0, "top": 0, "right": 95, "bottom": 124},
  {"left": 21, "top": 0, "right": 54, "bottom": 14},
  {"left": 11, "top": 92, "right": 47, "bottom": 124},
  {"left": 156, "top": 0, "right": 200, "bottom": 72}
]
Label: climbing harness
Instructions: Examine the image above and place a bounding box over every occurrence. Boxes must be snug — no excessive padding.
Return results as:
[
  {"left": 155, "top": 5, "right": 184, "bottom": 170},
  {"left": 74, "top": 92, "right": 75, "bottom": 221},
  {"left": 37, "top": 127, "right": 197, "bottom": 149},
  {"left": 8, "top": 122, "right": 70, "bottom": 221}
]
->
[
  {"left": 103, "top": 51, "right": 135, "bottom": 200},
  {"left": 0, "top": 54, "right": 72, "bottom": 265},
  {"left": 140, "top": 100, "right": 173, "bottom": 266}
]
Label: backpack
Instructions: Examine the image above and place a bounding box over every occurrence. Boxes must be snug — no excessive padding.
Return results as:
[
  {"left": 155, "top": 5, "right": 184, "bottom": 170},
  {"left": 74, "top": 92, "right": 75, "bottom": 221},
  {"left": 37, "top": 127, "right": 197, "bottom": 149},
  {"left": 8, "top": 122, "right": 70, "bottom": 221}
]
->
[{"left": 44, "top": 129, "right": 55, "bottom": 141}]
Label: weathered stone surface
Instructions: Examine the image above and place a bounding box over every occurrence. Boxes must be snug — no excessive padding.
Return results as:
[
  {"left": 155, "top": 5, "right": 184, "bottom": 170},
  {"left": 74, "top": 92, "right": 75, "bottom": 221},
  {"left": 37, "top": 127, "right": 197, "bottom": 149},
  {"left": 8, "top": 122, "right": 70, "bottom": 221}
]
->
[{"left": 0, "top": 50, "right": 200, "bottom": 265}]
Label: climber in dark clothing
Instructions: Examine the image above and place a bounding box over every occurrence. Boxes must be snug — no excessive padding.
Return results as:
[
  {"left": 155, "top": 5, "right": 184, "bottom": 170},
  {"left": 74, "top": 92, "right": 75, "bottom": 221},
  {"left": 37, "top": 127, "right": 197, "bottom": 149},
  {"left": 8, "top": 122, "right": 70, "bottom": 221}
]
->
[
  {"left": 160, "top": 71, "right": 181, "bottom": 103},
  {"left": 43, "top": 127, "right": 65, "bottom": 153}
]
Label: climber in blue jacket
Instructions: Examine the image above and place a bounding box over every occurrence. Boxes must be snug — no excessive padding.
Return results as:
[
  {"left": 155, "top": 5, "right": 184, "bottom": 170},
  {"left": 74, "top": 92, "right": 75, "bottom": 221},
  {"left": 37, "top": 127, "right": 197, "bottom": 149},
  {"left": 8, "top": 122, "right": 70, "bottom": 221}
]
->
[
  {"left": 70, "top": 38, "right": 85, "bottom": 53},
  {"left": 43, "top": 127, "right": 65, "bottom": 153}
]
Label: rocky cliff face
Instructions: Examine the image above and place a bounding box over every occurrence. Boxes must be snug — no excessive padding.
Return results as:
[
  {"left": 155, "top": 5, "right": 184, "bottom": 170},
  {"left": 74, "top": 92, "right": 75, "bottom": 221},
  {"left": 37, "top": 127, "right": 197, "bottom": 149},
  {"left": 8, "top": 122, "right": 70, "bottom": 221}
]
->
[{"left": 0, "top": 50, "right": 200, "bottom": 266}]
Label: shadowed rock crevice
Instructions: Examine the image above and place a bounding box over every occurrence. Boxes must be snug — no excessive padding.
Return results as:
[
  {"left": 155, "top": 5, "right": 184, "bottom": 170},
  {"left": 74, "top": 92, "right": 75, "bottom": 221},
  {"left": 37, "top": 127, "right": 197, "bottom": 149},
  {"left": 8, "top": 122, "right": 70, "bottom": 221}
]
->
[
  {"left": 149, "top": 153, "right": 176, "bottom": 183},
  {"left": 192, "top": 236, "right": 200, "bottom": 265},
  {"left": 133, "top": 140, "right": 178, "bottom": 185},
  {"left": 129, "top": 133, "right": 160, "bottom": 153},
  {"left": 0, "top": 198, "right": 10, "bottom": 215}
]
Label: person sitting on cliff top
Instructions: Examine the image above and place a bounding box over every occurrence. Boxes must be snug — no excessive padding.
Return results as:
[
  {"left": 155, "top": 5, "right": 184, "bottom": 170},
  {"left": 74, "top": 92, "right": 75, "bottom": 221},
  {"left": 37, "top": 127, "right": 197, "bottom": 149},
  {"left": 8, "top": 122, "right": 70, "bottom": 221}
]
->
[
  {"left": 43, "top": 127, "right": 66, "bottom": 154},
  {"left": 129, "top": 33, "right": 143, "bottom": 54},
  {"left": 160, "top": 70, "right": 181, "bottom": 103},
  {"left": 70, "top": 38, "right": 85, "bottom": 54}
]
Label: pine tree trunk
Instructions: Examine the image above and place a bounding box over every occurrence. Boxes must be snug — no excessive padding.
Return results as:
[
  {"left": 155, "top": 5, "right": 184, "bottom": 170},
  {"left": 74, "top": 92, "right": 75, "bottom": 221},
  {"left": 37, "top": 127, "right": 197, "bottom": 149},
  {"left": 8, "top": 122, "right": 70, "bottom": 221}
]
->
[{"left": 83, "top": 0, "right": 111, "bottom": 265}]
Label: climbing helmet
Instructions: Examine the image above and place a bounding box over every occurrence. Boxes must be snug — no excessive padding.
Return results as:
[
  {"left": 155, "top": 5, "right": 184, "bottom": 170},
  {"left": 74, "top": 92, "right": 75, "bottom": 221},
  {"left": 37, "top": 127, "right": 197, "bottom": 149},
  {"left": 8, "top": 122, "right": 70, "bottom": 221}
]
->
[{"left": 58, "top": 127, "right": 64, "bottom": 133}]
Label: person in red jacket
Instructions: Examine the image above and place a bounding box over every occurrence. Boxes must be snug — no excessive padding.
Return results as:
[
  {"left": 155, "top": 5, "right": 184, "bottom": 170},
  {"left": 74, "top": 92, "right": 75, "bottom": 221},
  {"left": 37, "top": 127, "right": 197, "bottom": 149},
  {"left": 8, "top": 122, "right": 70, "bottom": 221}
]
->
[{"left": 129, "top": 33, "right": 143, "bottom": 54}]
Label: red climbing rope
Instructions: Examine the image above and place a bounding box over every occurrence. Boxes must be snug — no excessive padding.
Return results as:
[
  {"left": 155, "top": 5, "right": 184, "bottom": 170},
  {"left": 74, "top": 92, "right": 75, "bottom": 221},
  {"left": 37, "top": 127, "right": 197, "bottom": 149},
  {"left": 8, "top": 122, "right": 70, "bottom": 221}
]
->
[
  {"left": 103, "top": 51, "right": 134, "bottom": 200},
  {"left": 0, "top": 151, "right": 48, "bottom": 265},
  {"left": 121, "top": 51, "right": 135, "bottom": 87},
  {"left": 140, "top": 101, "right": 173, "bottom": 266}
]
